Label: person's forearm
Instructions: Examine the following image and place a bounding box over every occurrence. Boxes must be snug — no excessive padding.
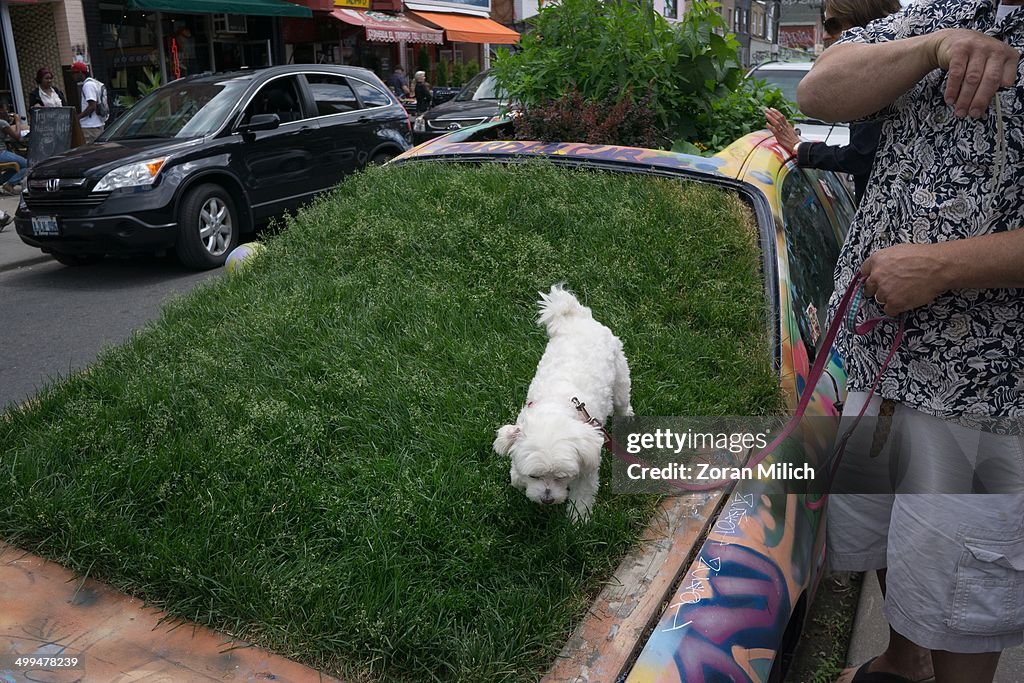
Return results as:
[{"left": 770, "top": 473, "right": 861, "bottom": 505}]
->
[
  {"left": 935, "top": 229, "right": 1024, "bottom": 290},
  {"left": 798, "top": 34, "right": 939, "bottom": 122}
]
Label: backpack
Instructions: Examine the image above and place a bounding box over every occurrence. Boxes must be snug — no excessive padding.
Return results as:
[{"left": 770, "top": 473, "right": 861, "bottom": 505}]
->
[{"left": 87, "top": 77, "right": 109, "bottom": 121}]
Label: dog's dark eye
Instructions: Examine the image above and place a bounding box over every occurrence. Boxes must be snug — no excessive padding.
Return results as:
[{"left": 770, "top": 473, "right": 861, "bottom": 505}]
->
[{"left": 529, "top": 475, "right": 541, "bottom": 480}]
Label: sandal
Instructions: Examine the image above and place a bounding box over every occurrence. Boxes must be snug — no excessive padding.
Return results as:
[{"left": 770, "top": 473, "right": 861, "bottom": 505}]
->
[{"left": 843, "top": 657, "right": 936, "bottom": 683}]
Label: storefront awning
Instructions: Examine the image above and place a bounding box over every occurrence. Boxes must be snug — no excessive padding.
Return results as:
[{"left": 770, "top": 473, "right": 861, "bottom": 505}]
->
[
  {"left": 125, "top": 0, "right": 312, "bottom": 17},
  {"left": 330, "top": 9, "right": 443, "bottom": 44},
  {"left": 407, "top": 10, "right": 519, "bottom": 44}
]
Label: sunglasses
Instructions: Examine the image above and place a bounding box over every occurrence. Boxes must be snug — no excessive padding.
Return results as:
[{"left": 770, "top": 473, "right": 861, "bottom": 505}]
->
[{"left": 823, "top": 16, "right": 848, "bottom": 35}]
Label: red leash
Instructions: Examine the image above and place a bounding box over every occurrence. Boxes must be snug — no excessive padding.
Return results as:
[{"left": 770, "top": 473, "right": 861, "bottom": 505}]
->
[{"left": 575, "top": 272, "right": 905, "bottom": 496}]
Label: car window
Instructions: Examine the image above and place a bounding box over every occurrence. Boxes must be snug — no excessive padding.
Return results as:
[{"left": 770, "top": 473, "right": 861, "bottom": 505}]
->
[
  {"left": 750, "top": 68, "right": 806, "bottom": 105},
  {"left": 815, "top": 169, "right": 857, "bottom": 236},
  {"left": 245, "top": 76, "right": 306, "bottom": 124},
  {"left": 780, "top": 168, "right": 842, "bottom": 359},
  {"left": 306, "top": 74, "right": 361, "bottom": 115},
  {"left": 103, "top": 80, "right": 248, "bottom": 140},
  {"left": 455, "top": 72, "right": 505, "bottom": 102},
  {"left": 350, "top": 79, "right": 391, "bottom": 108}
]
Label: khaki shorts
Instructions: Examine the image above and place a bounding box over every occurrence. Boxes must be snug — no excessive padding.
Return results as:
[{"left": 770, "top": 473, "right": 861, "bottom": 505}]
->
[
  {"left": 82, "top": 126, "right": 104, "bottom": 144},
  {"left": 828, "top": 392, "right": 1024, "bottom": 653}
]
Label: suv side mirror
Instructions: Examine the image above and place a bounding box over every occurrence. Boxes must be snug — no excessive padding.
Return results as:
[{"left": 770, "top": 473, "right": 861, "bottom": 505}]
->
[{"left": 239, "top": 113, "right": 280, "bottom": 134}]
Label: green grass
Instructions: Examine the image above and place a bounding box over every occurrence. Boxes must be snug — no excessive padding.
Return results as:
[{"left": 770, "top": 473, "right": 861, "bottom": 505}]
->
[{"left": 0, "top": 162, "right": 780, "bottom": 682}]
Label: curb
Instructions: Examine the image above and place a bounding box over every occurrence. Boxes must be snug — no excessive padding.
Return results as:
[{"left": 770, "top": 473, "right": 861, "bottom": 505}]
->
[
  {"left": 542, "top": 491, "right": 727, "bottom": 682},
  {"left": 0, "top": 254, "right": 51, "bottom": 273}
]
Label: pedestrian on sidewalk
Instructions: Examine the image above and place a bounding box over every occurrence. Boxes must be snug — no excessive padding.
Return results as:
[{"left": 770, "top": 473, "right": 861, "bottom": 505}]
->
[
  {"left": 29, "top": 67, "right": 68, "bottom": 109},
  {"left": 0, "top": 103, "right": 27, "bottom": 195},
  {"left": 765, "top": 0, "right": 900, "bottom": 204},
  {"left": 414, "top": 70, "right": 432, "bottom": 114},
  {"left": 71, "top": 61, "right": 106, "bottom": 144},
  {"left": 799, "top": 2, "right": 1024, "bottom": 683}
]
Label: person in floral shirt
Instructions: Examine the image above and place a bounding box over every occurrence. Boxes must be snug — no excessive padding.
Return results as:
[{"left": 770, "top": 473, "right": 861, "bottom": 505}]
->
[{"left": 799, "top": 2, "right": 1024, "bottom": 682}]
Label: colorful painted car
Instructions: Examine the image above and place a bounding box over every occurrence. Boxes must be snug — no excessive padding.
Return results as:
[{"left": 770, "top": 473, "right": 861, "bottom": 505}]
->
[{"left": 393, "top": 124, "right": 853, "bottom": 682}]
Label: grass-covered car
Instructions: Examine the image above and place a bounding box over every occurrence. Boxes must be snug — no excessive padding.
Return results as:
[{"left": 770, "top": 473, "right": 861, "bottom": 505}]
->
[{"left": 0, "top": 125, "right": 852, "bottom": 682}]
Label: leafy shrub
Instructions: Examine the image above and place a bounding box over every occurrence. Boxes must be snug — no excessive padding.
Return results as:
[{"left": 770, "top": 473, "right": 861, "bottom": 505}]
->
[
  {"left": 436, "top": 58, "right": 450, "bottom": 87},
  {"left": 492, "top": 0, "right": 793, "bottom": 152},
  {"left": 512, "top": 87, "right": 663, "bottom": 148},
  {"left": 417, "top": 46, "right": 431, "bottom": 78},
  {"left": 694, "top": 77, "right": 798, "bottom": 153}
]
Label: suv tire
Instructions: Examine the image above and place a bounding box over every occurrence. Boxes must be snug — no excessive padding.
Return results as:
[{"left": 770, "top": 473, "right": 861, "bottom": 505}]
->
[{"left": 176, "top": 184, "right": 239, "bottom": 270}]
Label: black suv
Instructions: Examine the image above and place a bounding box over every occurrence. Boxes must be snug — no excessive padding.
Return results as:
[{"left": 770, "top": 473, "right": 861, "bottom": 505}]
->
[
  {"left": 412, "top": 71, "right": 506, "bottom": 144},
  {"left": 16, "top": 65, "right": 411, "bottom": 269}
]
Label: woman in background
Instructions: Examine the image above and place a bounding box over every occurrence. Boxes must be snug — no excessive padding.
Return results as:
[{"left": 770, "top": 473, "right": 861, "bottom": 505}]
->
[
  {"left": 764, "top": 0, "right": 901, "bottom": 204},
  {"left": 29, "top": 67, "right": 68, "bottom": 108},
  {"left": 414, "top": 70, "right": 432, "bottom": 115}
]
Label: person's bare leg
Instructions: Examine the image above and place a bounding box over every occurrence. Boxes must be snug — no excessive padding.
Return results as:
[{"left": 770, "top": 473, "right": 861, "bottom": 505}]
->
[
  {"left": 932, "top": 651, "right": 1000, "bottom": 683},
  {"left": 835, "top": 570, "right": 934, "bottom": 683}
]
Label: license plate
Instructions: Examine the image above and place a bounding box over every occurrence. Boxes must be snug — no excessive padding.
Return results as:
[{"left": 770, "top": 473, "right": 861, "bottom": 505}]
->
[{"left": 31, "top": 215, "right": 58, "bottom": 236}]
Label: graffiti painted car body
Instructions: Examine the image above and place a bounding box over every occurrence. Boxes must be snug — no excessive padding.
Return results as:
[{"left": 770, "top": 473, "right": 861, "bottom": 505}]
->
[{"left": 393, "top": 125, "right": 852, "bottom": 682}]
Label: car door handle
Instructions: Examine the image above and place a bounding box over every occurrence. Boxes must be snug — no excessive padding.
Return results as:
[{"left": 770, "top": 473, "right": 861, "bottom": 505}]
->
[
  {"left": 298, "top": 126, "right": 314, "bottom": 135},
  {"left": 357, "top": 116, "right": 371, "bottom": 123}
]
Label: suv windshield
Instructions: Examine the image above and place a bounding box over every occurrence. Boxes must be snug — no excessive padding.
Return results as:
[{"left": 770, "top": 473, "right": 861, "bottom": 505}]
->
[
  {"left": 102, "top": 80, "right": 248, "bottom": 141},
  {"left": 455, "top": 72, "right": 504, "bottom": 102}
]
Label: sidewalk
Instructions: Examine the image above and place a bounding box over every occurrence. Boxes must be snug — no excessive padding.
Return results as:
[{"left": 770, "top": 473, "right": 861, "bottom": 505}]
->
[
  {"left": 0, "top": 194, "right": 50, "bottom": 272},
  {"left": 0, "top": 543, "right": 340, "bottom": 682},
  {"left": 847, "top": 571, "right": 1023, "bottom": 682}
]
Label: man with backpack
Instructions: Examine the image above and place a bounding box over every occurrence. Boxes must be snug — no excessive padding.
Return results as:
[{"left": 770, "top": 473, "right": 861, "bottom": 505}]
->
[{"left": 71, "top": 61, "right": 107, "bottom": 143}]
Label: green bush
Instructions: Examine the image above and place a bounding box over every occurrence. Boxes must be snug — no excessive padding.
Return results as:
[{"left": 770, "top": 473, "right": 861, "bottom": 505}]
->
[
  {"left": 465, "top": 59, "right": 480, "bottom": 80},
  {"left": 492, "top": 0, "right": 794, "bottom": 152},
  {"left": 436, "top": 58, "right": 450, "bottom": 87},
  {"left": 513, "top": 87, "right": 663, "bottom": 148},
  {"left": 417, "top": 46, "right": 431, "bottom": 79}
]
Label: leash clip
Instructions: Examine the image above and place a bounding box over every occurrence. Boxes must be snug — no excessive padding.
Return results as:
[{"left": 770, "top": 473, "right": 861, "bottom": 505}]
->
[{"left": 571, "top": 397, "right": 604, "bottom": 429}]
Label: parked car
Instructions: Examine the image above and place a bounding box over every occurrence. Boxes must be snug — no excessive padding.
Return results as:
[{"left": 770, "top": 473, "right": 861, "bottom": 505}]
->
[
  {"left": 411, "top": 70, "right": 507, "bottom": 144},
  {"left": 15, "top": 64, "right": 412, "bottom": 269},
  {"left": 748, "top": 61, "right": 851, "bottom": 147},
  {"left": 393, "top": 122, "right": 854, "bottom": 682}
]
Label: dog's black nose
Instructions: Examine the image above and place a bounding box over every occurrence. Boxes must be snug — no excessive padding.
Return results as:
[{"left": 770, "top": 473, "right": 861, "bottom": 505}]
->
[{"left": 541, "top": 495, "right": 555, "bottom": 505}]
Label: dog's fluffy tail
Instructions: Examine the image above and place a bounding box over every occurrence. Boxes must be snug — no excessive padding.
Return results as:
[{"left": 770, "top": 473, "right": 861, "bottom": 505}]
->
[{"left": 537, "top": 284, "right": 592, "bottom": 336}]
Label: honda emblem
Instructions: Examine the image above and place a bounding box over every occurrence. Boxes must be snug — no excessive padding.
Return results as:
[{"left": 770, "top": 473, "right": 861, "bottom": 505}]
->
[{"left": 45, "top": 179, "right": 60, "bottom": 192}]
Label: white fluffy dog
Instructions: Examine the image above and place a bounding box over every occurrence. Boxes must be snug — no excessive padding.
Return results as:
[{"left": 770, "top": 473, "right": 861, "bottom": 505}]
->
[{"left": 493, "top": 285, "right": 633, "bottom": 522}]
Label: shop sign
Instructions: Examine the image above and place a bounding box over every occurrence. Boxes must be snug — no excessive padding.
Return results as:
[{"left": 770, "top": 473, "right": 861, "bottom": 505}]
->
[{"left": 335, "top": 0, "right": 371, "bottom": 8}]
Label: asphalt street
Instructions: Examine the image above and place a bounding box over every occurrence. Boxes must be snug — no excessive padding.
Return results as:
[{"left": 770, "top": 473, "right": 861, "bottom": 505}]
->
[{"left": 0, "top": 194, "right": 219, "bottom": 410}]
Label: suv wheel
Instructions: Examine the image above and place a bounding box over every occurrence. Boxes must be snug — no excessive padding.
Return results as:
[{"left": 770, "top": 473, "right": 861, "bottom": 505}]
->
[
  {"left": 176, "top": 184, "right": 239, "bottom": 270},
  {"left": 370, "top": 151, "right": 395, "bottom": 166}
]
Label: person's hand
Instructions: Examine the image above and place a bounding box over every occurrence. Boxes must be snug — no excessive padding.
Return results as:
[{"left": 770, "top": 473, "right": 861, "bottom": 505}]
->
[
  {"left": 764, "top": 107, "right": 801, "bottom": 155},
  {"left": 929, "top": 28, "right": 1020, "bottom": 118},
  {"left": 861, "top": 244, "right": 950, "bottom": 316}
]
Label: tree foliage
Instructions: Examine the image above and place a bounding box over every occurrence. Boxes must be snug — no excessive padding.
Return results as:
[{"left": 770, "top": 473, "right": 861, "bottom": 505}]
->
[{"left": 491, "top": 0, "right": 796, "bottom": 151}]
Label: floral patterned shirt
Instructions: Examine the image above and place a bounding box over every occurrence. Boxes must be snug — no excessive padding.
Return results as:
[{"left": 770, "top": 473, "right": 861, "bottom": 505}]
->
[{"left": 832, "top": 0, "right": 1024, "bottom": 418}]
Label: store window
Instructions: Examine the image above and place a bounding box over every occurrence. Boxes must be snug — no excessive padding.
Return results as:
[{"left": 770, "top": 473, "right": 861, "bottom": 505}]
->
[{"left": 100, "top": 3, "right": 160, "bottom": 103}]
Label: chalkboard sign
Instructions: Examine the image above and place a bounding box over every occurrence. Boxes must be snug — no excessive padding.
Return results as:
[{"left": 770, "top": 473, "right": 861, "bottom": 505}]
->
[{"left": 27, "top": 106, "right": 78, "bottom": 166}]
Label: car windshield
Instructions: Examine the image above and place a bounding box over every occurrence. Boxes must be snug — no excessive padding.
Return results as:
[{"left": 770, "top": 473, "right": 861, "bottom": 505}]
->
[
  {"left": 750, "top": 68, "right": 806, "bottom": 106},
  {"left": 455, "top": 72, "right": 505, "bottom": 102},
  {"left": 102, "top": 80, "right": 248, "bottom": 141}
]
